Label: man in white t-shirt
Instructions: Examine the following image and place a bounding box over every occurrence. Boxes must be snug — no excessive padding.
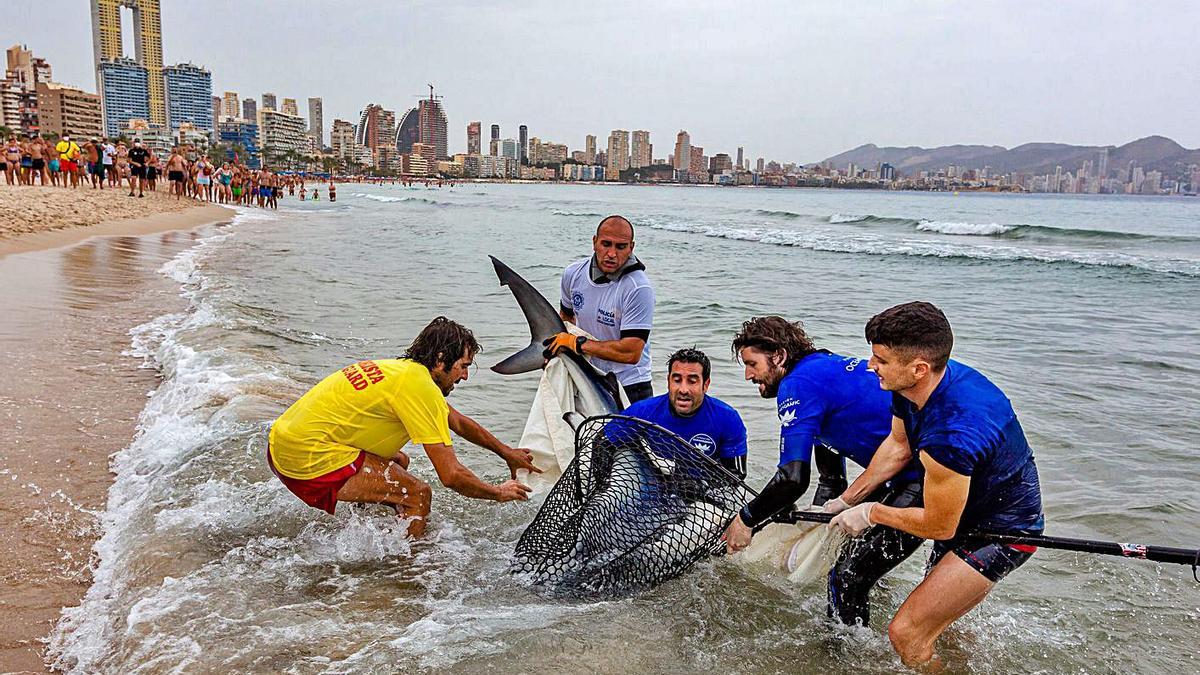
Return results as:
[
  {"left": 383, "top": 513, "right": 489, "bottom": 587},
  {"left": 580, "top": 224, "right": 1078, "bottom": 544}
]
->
[
  {"left": 548, "top": 215, "right": 656, "bottom": 402},
  {"left": 101, "top": 140, "right": 116, "bottom": 188}
]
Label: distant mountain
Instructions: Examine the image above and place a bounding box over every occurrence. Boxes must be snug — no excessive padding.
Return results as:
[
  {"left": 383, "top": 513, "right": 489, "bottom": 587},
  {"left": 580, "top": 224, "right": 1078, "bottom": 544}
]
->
[{"left": 818, "top": 136, "right": 1200, "bottom": 177}]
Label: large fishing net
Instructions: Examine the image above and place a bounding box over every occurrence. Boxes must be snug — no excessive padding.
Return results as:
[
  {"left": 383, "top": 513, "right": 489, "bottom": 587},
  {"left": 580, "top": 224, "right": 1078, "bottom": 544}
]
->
[{"left": 512, "top": 414, "right": 753, "bottom": 596}]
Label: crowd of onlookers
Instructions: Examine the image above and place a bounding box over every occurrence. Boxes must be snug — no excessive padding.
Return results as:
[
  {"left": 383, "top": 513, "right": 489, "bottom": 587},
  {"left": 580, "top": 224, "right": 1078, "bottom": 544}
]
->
[{"left": 3, "top": 133, "right": 337, "bottom": 208}]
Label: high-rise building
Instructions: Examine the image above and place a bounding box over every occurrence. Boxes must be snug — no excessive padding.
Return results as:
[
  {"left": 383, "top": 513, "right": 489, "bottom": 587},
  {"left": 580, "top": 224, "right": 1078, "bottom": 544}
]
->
[
  {"left": 241, "top": 97, "right": 256, "bottom": 121},
  {"left": 606, "top": 129, "right": 630, "bottom": 181},
  {"left": 673, "top": 131, "right": 691, "bottom": 172},
  {"left": 467, "top": 121, "right": 481, "bottom": 155},
  {"left": 709, "top": 153, "right": 733, "bottom": 174},
  {"left": 36, "top": 81, "right": 102, "bottom": 139},
  {"left": 689, "top": 146, "right": 705, "bottom": 176},
  {"left": 281, "top": 97, "right": 298, "bottom": 117},
  {"left": 91, "top": 0, "right": 164, "bottom": 125},
  {"left": 222, "top": 91, "right": 239, "bottom": 119},
  {"left": 584, "top": 134, "right": 596, "bottom": 164},
  {"left": 218, "top": 117, "right": 259, "bottom": 167},
  {"left": 519, "top": 124, "right": 528, "bottom": 165},
  {"left": 630, "top": 130, "right": 651, "bottom": 169},
  {"left": 395, "top": 107, "right": 419, "bottom": 154},
  {"left": 490, "top": 123, "right": 500, "bottom": 156},
  {"left": 330, "top": 118, "right": 355, "bottom": 162},
  {"left": 307, "top": 97, "right": 323, "bottom": 146},
  {"left": 498, "top": 138, "right": 518, "bottom": 160},
  {"left": 211, "top": 96, "right": 220, "bottom": 126},
  {"left": 756, "top": 157, "right": 765, "bottom": 173},
  {"left": 97, "top": 57, "right": 148, "bottom": 137},
  {"left": 417, "top": 93, "right": 448, "bottom": 159},
  {"left": 162, "top": 63, "right": 211, "bottom": 132},
  {"left": 258, "top": 107, "right": 308, "bottom": 166},
  {"left": 3, "top": 45, "right": 52, "bottom": 134},
  {"left": 736, "top": 146, "right": 744, "bottom": 169},
  {"left": 261, "top": 92, "right": 276, "bottom": 111},
  {"left": 1097, "top": 148, "right": 1109, "bottom": 180}
]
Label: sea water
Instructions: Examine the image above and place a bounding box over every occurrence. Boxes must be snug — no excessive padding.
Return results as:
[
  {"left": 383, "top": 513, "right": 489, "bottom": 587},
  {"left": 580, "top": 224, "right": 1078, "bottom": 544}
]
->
[{"left": 50, "top": 184, "right": 1200, "bottom": 673}]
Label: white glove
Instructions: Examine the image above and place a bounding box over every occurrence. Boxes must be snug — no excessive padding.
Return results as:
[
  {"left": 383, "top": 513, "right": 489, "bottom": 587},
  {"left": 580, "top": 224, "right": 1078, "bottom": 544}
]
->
[
  {"left": 821, "top": 496, "right": 851, "bottom": 515},
  {"left": 830, "top": 502, "right": 876, "bottom": 536}
]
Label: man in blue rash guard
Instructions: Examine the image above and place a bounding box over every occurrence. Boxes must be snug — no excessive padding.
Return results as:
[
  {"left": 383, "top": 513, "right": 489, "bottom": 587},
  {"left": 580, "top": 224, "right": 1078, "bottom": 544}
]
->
[
  {"left": 623, "top": 347, "right": 748, "bottom": 479},
  {"left": 830, "top": 302, "right": 1043, "bottom": 669},
  {"left": 720, "top": 316, "right": 925, "bottom": 628}
]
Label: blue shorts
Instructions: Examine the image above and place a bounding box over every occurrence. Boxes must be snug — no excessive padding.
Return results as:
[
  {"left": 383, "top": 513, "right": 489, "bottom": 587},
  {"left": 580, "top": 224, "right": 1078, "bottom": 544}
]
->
[{"left": 927, "top": 536, "right": 1036, "bottom": 583}]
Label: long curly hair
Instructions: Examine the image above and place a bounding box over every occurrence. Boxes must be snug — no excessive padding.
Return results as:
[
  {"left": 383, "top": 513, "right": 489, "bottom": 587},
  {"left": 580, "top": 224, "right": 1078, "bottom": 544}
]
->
[
  {"left": 402, "top": 317, "right": 482, "bottom": 370},
  {"left": 731, "top": 316, "right": 816, "bottom": 370}
]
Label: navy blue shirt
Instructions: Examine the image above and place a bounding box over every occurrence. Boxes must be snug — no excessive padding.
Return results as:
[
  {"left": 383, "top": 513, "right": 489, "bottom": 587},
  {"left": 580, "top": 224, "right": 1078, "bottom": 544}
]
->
[
  {"left": 777, "top": 351, "right": 921, "bottom": 484},
  {"left": 893, "top": 360, "right": 1044, "bottom": 535},
  {"left": 625, "top": 393, "right": 747, "bottom": 460}
]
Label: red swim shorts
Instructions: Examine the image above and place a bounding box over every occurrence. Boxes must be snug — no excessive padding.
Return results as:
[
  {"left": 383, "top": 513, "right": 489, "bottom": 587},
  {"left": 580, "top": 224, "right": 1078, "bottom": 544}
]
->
[
  {"left": 267, "top": 445, "right": 366, "bottom": 515},
  {"left": 60, "top": 159, "right": 77, "bottom": 173}
]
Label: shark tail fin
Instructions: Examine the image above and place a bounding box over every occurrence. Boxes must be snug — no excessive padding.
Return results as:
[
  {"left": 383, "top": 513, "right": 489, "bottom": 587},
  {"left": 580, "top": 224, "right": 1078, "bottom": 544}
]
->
[{"left": 490, "top": 255, "right": 568, "bottom": 375}]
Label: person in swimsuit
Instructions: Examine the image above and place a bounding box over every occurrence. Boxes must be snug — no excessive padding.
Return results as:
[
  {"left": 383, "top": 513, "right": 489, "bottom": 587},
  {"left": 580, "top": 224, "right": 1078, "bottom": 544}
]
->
[
  {"left": 166, "top": 148, "right": 186, "bottom": 200},
  {"left": 5, "top": 137, "right": 21, "bottom": 186},
  {"left": 328, "top": 181, "right": 336, "bottom": 202},
  {"left": 144, "top": 148, "right": 157, "bottom": 191},
  {"left": 29, "top": 136, "right": 48, "bottom": 186}
]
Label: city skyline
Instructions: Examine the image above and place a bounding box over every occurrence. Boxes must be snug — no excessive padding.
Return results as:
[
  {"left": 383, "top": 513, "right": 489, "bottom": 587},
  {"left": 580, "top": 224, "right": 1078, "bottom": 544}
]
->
[{"left": 6, "top": 0, "right": 1200, "bottom": 164}]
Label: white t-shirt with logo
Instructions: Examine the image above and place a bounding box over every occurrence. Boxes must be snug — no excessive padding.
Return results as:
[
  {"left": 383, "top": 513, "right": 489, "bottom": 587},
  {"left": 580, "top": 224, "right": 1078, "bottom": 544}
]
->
[{"left": 560, "top": 257, "right": 655, "bottom": 386}]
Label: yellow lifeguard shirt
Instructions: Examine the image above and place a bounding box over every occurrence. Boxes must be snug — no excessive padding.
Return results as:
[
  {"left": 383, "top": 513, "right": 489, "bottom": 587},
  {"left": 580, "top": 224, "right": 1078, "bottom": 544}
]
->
[{"left": 268, "top": 359, "right": 453, "bottom": 480}]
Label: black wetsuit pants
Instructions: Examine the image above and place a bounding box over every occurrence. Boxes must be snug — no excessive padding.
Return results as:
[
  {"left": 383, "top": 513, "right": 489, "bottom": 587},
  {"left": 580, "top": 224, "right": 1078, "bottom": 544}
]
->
[{"left": 826, "top": 481, "right": 924, "bottom": 627}]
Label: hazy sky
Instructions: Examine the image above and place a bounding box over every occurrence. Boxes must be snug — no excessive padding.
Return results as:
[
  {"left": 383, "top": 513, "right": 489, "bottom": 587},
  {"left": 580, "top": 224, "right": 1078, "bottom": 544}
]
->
[{"left": 7, "top": 1, "right": 1199, "bottom": 161}]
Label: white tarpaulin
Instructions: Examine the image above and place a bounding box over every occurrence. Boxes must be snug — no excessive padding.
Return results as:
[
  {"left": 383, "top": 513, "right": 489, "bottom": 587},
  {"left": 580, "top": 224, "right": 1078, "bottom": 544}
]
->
[{"left": 514, "top": 327, "right": 629, "bottom": 490}]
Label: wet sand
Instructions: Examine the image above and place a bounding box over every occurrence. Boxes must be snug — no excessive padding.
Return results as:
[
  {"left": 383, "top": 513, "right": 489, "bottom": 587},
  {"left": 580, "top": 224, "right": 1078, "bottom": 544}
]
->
[{"left": 0, "top": 207, "right": 232, "bottom": 671}]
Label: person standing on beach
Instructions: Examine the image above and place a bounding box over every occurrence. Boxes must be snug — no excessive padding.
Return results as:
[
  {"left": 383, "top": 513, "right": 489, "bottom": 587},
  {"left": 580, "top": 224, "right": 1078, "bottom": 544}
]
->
[
  {"left": 56, "top": 135, "right": 81, "bottom": 189},
  {"left": 29, "top": 136, "right": 48, "bottom": 186},
  {"left": 84, "top": 139, "right": 103, "bottom": 189},
  {"left": 102, "top": 139, "right": 116, "bottom": 188},
  {"left": 166, "top": 148, "right": 186, "bottom": 200},
  {"left": 4, "top": 138, "right": 20, "bottom": 186},
  {"left": 328, "top": 181, "right": 336, "bottom": 202},
  {"left": 146, "top": 147, "right": 160, "bottom": 191},
  {"left": 268, "top": 317, "right": 540, "bottom": 537},
  {"left": 127, "top": 140, "right": 148, "bottom": 197},
  {"left": 548, "top": 215, "right": 657, "bottom": 403},
  {"left": 828, "top": 302, "right": 1044, "bottom": 669}
]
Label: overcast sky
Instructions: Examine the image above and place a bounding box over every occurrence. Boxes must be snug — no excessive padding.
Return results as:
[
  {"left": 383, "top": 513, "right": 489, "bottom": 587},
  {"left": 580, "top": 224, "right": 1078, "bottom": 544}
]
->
[{"left": 7, "top": 1, "right": 1199, "bottom": 161}]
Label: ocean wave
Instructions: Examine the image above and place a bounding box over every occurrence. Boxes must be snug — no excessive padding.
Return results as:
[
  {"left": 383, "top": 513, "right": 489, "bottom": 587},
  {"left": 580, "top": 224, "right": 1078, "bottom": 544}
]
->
[
  {"left": 552, "top": 209, "right": 605, "bottom": 218},
  {"left": 350, "top": 192, "right": 445, "bottom": 206},
  {"left": 637, "top": 217, "right": 1200, "bottom": 277},
  {"left": 756, "top": 209, "right": 805, "bottom": 219},
  {"left": 916, "top": 221, "right": 1013, "bottom": 236}
]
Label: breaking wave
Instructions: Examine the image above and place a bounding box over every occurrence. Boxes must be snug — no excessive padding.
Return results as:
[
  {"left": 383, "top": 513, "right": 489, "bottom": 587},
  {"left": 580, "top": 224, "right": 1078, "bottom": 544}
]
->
[{"left": 637, "top": 216, "right": 1200, "bottom": 277}]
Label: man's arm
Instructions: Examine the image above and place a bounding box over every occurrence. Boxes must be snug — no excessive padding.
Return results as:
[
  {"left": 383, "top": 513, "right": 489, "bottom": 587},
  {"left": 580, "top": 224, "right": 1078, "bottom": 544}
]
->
[
  {"left": 579, "top": 334, "right": 646, "bottom": 365},
  {"left": 869, "top": 452, "right": 969, "bottom": 540},
  {"left": 447, "top": 405, "right": 541, "bottom": 477},
  {"left": 421, "top": 443, "right": 530, "bottom": 502},
  {"left": 839, "top": 416, "right": 913, "bottom": 505}
]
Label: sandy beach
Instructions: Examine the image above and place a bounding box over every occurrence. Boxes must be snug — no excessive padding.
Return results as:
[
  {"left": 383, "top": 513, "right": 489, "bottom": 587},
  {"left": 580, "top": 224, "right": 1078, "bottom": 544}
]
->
[{"left": 0, "top": 190, "right": 232, "bottom": 672}]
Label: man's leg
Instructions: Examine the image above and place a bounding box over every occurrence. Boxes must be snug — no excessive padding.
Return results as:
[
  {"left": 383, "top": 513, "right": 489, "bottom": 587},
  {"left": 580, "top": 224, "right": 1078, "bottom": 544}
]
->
[
  {"left": 887, "top": 553, "right": 995, "bottom": 670},
  {"left": 827, "top": 482, "right": 923, "bottom": 626},
  {"left": 336, "top": 453, "right": 432, "bottom": 537}
]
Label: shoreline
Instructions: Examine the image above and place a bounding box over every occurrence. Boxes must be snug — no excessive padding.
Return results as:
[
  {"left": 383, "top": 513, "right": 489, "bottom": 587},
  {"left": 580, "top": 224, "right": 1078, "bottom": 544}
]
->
[{"left": 0, "top": 206, "right": 233, "bottom": 672}]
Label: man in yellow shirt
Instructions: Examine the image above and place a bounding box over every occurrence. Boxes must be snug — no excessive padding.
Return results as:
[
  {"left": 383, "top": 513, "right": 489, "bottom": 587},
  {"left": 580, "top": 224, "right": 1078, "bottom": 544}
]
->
[{"left": 269, "top": 317, "right": 539, "bottom": 536}]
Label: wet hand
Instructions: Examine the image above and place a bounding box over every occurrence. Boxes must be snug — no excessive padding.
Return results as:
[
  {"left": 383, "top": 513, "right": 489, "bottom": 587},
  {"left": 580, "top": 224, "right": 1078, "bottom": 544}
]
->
[
  {"left": 722, "top": 514, "right": 752, "bottom": 554},
  {"left": 495, "top": 479, "right": 532, "bottom": 502},
  {"left": 830, "top": 502, "right": 876, "bottom": 537},
  {"left": 542, "top": 332, "right": 581, "bottom": 359},
  {"left": 501, "top": 446, "right": 543, "bottom": 479},
  {"left": 821, "top": 496, "right": 851, "bottom": 515}
]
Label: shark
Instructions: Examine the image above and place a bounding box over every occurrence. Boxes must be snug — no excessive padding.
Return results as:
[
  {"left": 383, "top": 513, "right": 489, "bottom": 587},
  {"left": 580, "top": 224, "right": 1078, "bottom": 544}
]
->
[{"left": 489, "top": 255, "right": 626, "bottom": 415}]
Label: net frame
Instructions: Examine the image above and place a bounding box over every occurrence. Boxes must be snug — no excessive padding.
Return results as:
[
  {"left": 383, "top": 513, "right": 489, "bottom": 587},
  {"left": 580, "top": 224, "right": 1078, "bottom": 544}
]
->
[{"left": 512, "top": 414, "right": 755, "bottom": 596}]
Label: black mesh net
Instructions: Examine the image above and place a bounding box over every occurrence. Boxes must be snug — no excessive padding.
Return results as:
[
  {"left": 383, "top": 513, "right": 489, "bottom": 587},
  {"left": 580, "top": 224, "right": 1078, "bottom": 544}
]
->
[{"left": 512, "top": 414, "right": 754, "bottom": 596}]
